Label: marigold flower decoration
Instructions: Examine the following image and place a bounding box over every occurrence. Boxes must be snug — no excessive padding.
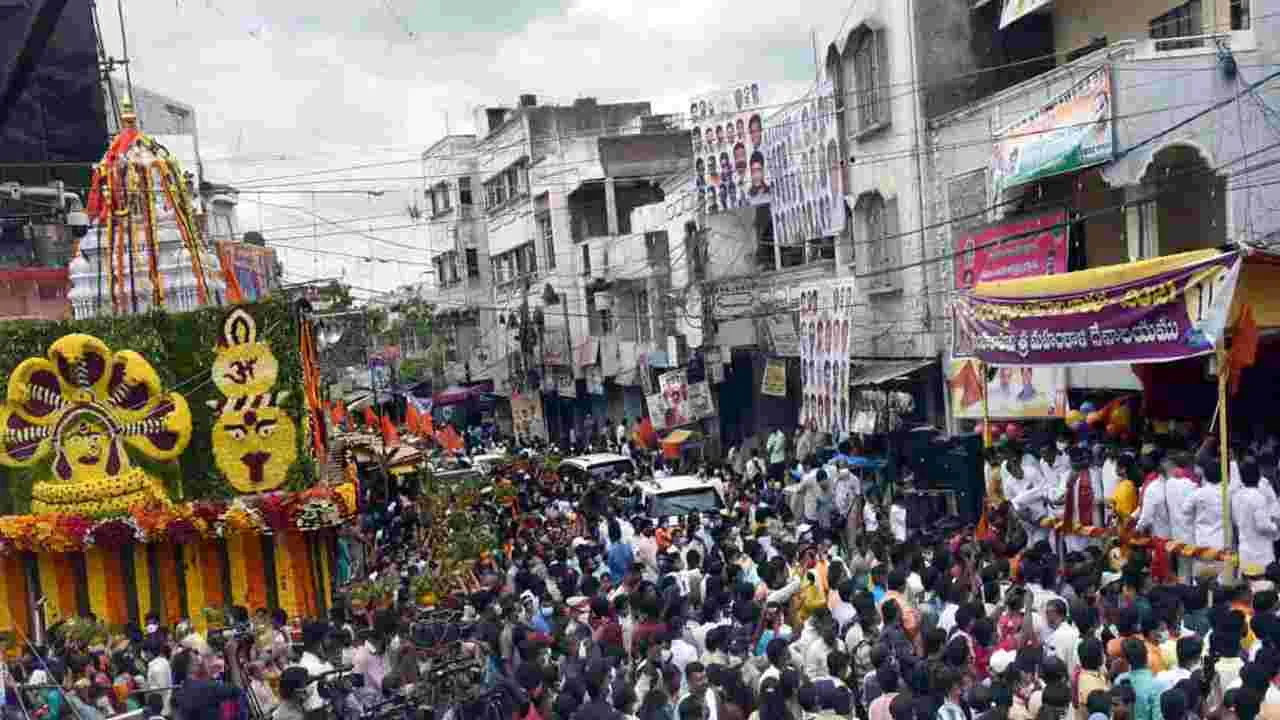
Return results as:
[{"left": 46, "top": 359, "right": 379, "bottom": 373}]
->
[
  {"left": 221, "top": 500, "right": 265, "bottom": 535},
  {"left": 0, "top": 334, "right": 192, "bottom": 517}
]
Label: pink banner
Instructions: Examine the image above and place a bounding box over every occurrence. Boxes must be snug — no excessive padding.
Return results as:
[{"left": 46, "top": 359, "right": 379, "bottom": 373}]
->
[{"left": 953, "top": 209, "right": 1068, "bottom": 290}]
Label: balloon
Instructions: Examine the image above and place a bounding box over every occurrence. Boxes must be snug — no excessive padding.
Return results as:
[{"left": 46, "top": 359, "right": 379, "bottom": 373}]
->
[
  {"left": 975, "top": 422, "right": 986, "bottom": 437},
  {"left": 1106, "top": 422, "right": 1122, "bottom": 438},
  {"left": 1071, "top": 421, "right": 1087, "bottom": 432},
  {"left": 1065, "top": 410, "right": 1084, "bottom": 427},
  {"left": 1111, "top": 405, "right": 1131, "bottom": 426},
  {"left": 1005, "top": 423, "right": 1023, "bottom": 441},
  {"left": 1087, "top": 411, "right": 1104, "bottom": 426},
  {"left": 1080, "top": 401, "right": 1096, "bottom": 414}
]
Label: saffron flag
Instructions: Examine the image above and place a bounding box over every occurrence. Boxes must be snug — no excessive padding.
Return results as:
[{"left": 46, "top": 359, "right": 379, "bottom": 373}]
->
[
  {"left": 406, "top": 404, "right": 421, "bottom": 435},
  {"left": 381, "top": 414, "right": 401, "bottom": 447},
  {"left": 1229, "top": 303, "right": 1259, "bottom": 395},
  {"left": 363, "top": 407, "right": 377, "bottom": 428}
]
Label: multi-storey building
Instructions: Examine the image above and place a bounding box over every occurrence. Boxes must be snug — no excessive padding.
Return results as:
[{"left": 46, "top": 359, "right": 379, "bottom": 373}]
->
[
  {"left": 419, "top": 95, "right": 688, "bottom": 440},
  {"left": 925, "top": 0, "right": 1277, "bottom": 428}
]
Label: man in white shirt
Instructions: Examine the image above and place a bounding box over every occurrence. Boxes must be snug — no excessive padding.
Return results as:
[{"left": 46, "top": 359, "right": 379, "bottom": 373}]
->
[
  {"left": 1181, "top": 459, "right": 1226, "bottom": 576},
  {"left": 1045, "top": 599, "right": 1080, "bottom": 673},
  {"left": 615, "top": 418, "right": 628, "bottom": 451},
  {"left": 294, "top": 622, "right": 335, "bottom": 714},
  {"left": 1164, "top": 454, "right": 1200, "bottom": 580},
  {"left": 1233, "top": 457, "right": 1280, "bottom": 576},
  {"left": 142, "top": 639, "right": 173, "bottom": 717},
  {"left": 1155, "top": 635, "right": 1202, "bottom": 688}
]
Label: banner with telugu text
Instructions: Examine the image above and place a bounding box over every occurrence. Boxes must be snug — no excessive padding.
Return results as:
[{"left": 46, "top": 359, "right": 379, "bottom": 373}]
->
[{"left": 952, "top": 251, "right": 1241, "bottom": 366}]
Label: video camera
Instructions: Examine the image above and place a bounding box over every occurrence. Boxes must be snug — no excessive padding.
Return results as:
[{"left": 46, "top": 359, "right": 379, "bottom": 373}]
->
[{"left": 314, "top": 666, "right": 363, "bottom": 700}]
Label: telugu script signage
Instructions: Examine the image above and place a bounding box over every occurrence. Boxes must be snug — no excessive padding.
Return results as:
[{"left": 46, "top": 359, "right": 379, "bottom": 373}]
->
[
  {"left": 952, "top": 251, "right": 1241, "bottom": 366},
  {"left": 954, "top": 209, "right": 1069, "bottom": 289}
]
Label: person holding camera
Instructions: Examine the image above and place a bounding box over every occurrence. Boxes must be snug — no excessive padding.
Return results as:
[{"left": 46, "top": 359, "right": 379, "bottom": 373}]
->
[
  {"left": 294, "top": 622, "right": 334, "bottom": 717},
  {"left": 273, "top": 667, "right": 310, "bottom": 720}
]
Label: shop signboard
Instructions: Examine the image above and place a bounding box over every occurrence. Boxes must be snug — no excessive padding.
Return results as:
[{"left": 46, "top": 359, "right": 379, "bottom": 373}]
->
[
  {"left": 954, "top": 209, "right": 1069, "bottom": 289},
  {"left": 952, "top": 250, "right": 1242, "bottom": 366},
  {"left": 991, "top": 65, "right": 1113, "bottom": 198},
  {"left": 761, "top": 358, "right": 787, "bottom": 397},
  {"left": 768, "top": 313, "right": 800, "bottom": 357},
  {"left": 1000, "top": 0, "right": 1052, "bottom": 28}
]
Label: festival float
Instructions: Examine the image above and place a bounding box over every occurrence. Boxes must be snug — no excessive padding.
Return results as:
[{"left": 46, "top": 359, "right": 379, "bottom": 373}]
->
[{"left": 0, "top": 100, "right": 345, "bottom": 645}]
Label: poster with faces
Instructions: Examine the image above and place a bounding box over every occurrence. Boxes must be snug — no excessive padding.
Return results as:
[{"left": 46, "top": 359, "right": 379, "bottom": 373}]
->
[
  {"left": 797, "top": 281, "right": 856, "bottom": 436},
  {"left": 689, "top": 82, "right": 772, "bottom": 215},
  {"left": 764, "top": 79, "right": 846, "bottom": 247}
]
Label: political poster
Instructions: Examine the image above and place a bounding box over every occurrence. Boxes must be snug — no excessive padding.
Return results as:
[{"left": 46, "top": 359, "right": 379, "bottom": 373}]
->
[
  {"left": 690, "top": 82, "right": 772, "bottom": 214},
  {"left": 953, "top": 209, "right": 1069, "bottom": 289},
  {"left": 511, "top": 392, "right": 547, "bottom": 441},
  {"left": 658, "top": 369, "right": 691, "bottom": 428},
  {"left": 991, "top": 66, "right": 1113, "bottom": 198},
  {"left": 765, "top": 79, "right": 845, "bottom": 247},
  {"left": 949, "top": 359, "right": 1068, "bottom": 419},
  {"left": 687, "top": 381, "right": 716, "bottom": 421},
  {"left": 796, "top": 280, "right": 856, "bottom": 434},
  {"left": 647, "top": 394, "right": 669, "bottom": 431}
]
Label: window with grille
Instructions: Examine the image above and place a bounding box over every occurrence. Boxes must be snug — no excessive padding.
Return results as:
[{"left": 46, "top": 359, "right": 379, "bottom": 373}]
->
[
  {"left": 537, "top": 211, "right": 555, "bottom": 271},
  {"left": 598, "top": 308, "right": 613, "bottom": 335},
  {"left": 1151, "top": 0, "right": 1203, "bottom": 50},
  {"left": 637, "top": 290, "right": 651, "bottom": 342},
  {"left": 852, "top": 28, "right": 889, "bottom": 133},
  {"left": 466, "top": 249, "right": 479, "bottom": 278},
  {"left": 430, "top": 182, "right": 451, "bottom": 216},
  {"left": 458, "top": 177, "right": 473, "bottom": 206},
  {"left": 1231, "top": 0, "right": 1250, "bottom": 29},
  {"left": 857, "top": 192, "right": 901, "bottom": 289},
  {"left": 581, "top": 244, "right": 592, "bottom": 276}
]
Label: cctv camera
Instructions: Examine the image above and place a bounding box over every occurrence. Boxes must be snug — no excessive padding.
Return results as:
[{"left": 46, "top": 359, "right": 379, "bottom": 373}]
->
[{"left": 65, "top": 209, "right": 90, "bottom": 239}]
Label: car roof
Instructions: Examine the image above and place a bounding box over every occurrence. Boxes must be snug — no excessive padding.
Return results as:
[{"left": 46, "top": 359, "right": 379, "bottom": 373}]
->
[
  {"left": 639, "top": 475, "right": 717, "bottom": 495},
  {"left": 560, "top": 453, "right": 633, "bottom": 469}
]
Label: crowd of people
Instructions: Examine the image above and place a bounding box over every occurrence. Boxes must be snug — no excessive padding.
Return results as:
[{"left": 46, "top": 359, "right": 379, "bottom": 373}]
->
[{"left": 8, "top": 423, "right": 1280, "bottom": 720}]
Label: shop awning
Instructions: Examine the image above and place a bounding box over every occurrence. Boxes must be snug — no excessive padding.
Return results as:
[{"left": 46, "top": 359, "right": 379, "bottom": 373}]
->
[
  {"left": 954, "top": 247, "right": 1280, "bottom": 367},
  {"left": 849, "top": 360, "right": 934, "bottom": 387}
]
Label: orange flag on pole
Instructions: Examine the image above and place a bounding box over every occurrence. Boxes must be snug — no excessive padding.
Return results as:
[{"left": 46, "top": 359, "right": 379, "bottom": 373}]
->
[
  {"left": 1230, "top": 303, "right": 1260, "bottom": 395},
  {"left": 420, "top": 411, "right": 433, "bottom": 437},
  {"left": 406, "top": 404, "right": 421, "bottom": 435},
  {"left": 381, "top": 414, "right": 401, "bottom": 447},
  {"left": 363, "top": 407, "right": 377, "bottom": 428}
]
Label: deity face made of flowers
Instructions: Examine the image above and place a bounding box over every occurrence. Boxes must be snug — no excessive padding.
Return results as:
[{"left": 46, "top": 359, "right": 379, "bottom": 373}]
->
[
  {"left": 209, "top": 309, "right": 297, "bottom": 493},
  {"left": 0, "top": 334, "right": 192, "bottom": 516}
]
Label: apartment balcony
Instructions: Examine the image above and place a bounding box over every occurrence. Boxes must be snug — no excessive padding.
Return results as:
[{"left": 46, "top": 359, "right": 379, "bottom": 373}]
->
[{"left": 580, "top": 231, "right": 669, "bottom": 284}]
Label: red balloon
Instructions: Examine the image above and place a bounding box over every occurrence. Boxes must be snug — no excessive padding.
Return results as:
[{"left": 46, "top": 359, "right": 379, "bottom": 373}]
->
[
  {"left": 1005, "top": 423, "right": 1022, "bottom": 440},
  {"left": 1106, "top": 422, "right": 1122, "bottom": 438}
]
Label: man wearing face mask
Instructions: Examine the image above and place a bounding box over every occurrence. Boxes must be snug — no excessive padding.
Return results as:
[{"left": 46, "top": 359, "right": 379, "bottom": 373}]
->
[{"left": 142, "top": 638, "right": 172, "bottom": 718}]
